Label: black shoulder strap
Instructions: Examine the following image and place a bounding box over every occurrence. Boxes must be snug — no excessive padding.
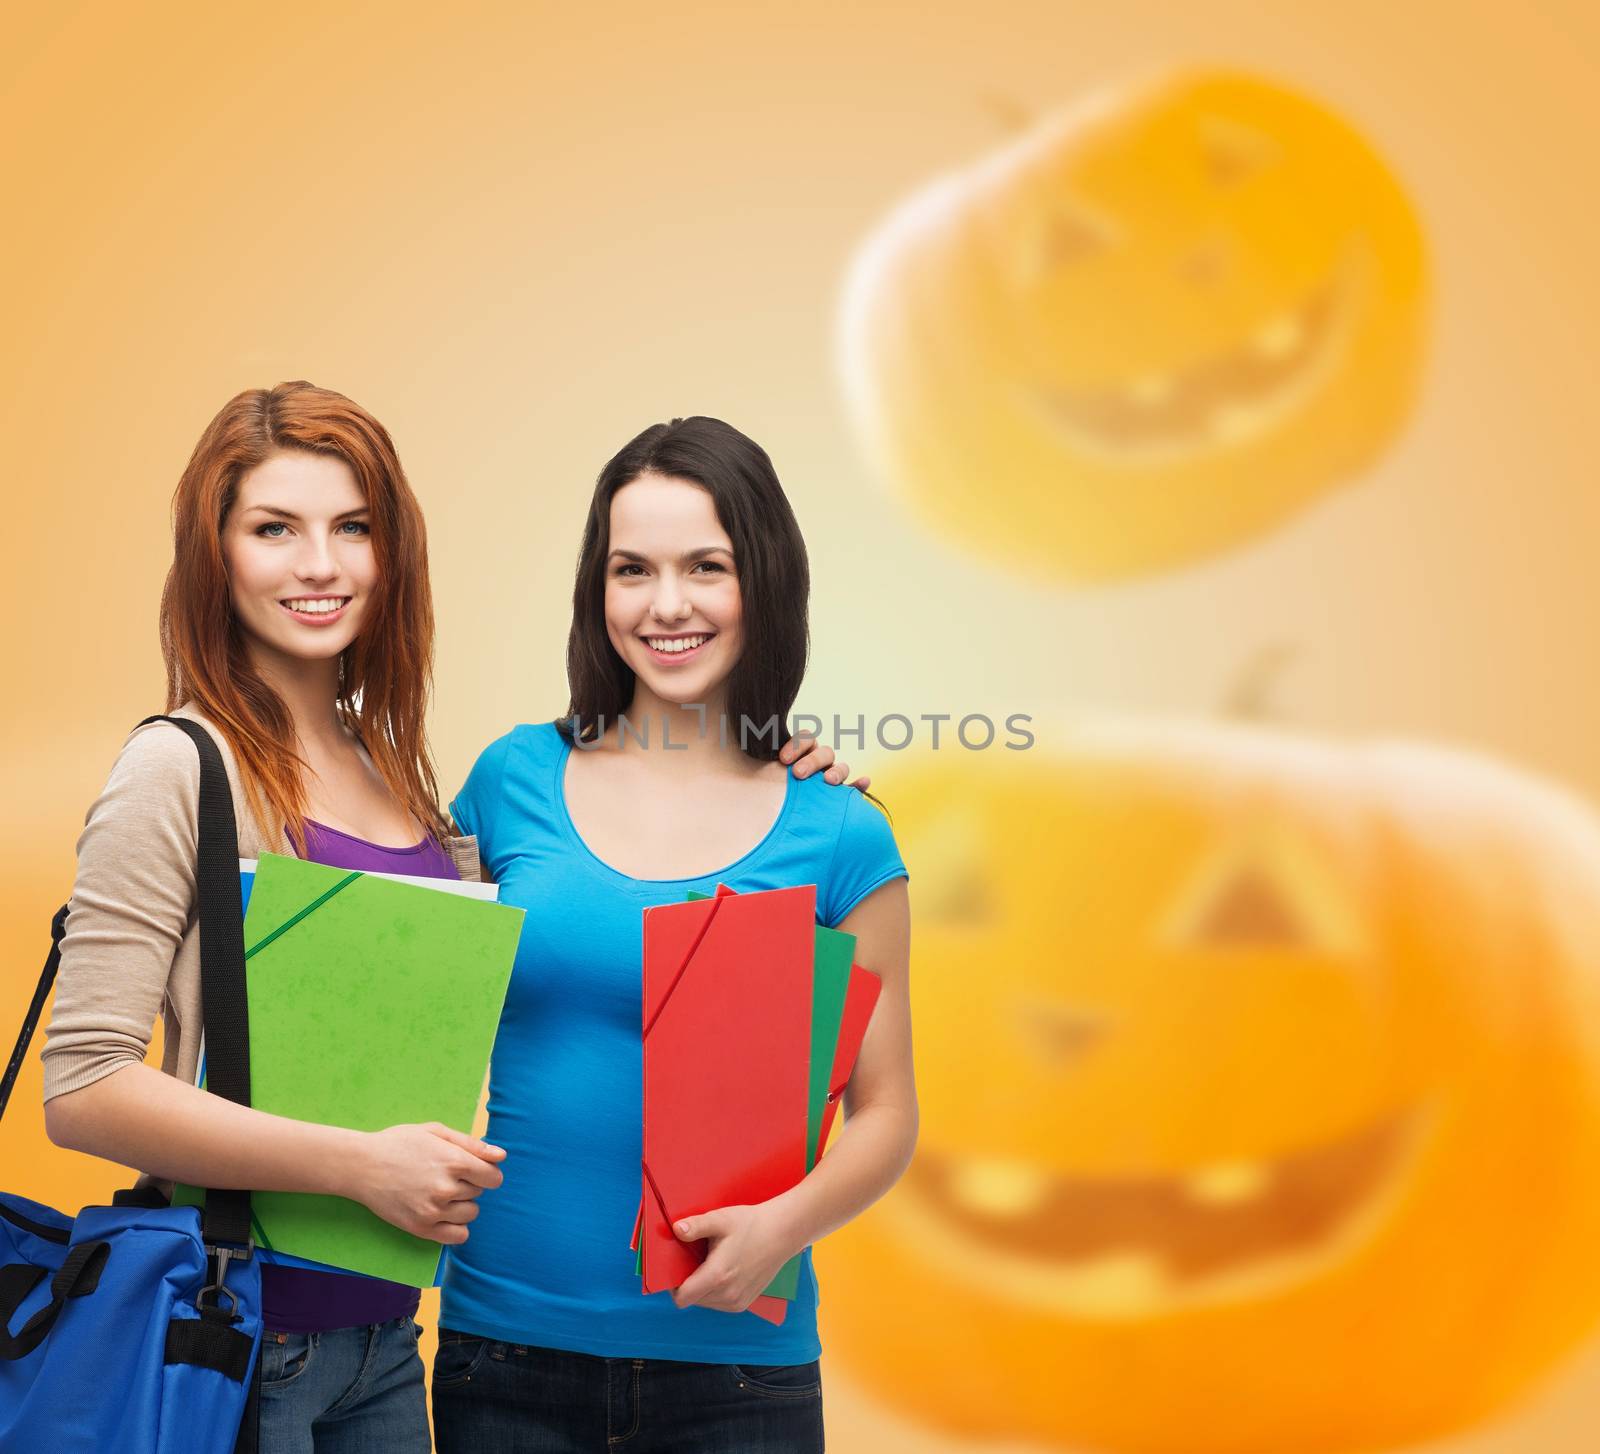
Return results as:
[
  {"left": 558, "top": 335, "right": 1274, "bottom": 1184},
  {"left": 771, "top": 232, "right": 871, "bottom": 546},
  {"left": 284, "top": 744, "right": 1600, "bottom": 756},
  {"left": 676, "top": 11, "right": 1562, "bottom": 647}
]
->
[
  {"left": 138, "top": 716, "right": 254, "bottom": 1249},
  {"left": 0, "top": 908, "right": 67, "bottom": 1123},
  {"left": 1, "top": 715, "right": 254, "bottom": 1250}
]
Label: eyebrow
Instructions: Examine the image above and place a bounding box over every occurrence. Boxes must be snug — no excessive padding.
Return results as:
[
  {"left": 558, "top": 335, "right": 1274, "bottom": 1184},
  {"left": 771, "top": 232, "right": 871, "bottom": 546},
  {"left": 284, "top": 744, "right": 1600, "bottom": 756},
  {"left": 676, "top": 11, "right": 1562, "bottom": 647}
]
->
[
  {"left": 241, "top": 505, "right": 370, "bottom": 523},
  {"left": 606, "top": 546, "right": 733, "bottom": 564}
]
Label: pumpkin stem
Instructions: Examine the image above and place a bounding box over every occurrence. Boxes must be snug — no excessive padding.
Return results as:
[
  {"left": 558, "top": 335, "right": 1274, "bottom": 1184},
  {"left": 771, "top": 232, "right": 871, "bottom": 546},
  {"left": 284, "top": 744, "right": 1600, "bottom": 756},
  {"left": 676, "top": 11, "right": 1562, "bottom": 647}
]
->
[{"left": 1224, "top": 642, "right": 1299, "bottom": 720}]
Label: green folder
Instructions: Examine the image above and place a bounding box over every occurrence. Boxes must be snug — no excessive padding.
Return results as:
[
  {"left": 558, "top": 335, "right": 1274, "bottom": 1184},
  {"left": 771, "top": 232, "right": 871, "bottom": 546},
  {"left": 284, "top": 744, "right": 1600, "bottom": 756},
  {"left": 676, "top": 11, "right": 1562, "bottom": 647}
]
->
[
  {"left": 668, "top": 889, "right": 856, "bottom": 1301},
  {"left": 177, "top": 852, "right": 524, "bottom": 1286}
]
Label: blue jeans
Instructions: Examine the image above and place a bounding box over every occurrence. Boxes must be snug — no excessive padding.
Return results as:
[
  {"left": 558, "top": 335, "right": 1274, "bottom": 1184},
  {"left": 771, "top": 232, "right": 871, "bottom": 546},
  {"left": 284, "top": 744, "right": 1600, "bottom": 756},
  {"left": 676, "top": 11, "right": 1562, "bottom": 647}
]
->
[
  {"left": 431, "top": 1328, "right": 825, "bottom": 1453},
  {"left": 256, "top": 1316, "right": 431, "bottom": 1454}
]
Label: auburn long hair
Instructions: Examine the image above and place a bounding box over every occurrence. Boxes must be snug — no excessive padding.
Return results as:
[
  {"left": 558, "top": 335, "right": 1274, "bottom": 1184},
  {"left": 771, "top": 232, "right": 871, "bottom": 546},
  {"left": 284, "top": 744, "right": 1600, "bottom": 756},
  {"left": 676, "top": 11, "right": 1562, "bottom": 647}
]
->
[{"left": 160, "top": 381, "right": 447, "bottom": 849}]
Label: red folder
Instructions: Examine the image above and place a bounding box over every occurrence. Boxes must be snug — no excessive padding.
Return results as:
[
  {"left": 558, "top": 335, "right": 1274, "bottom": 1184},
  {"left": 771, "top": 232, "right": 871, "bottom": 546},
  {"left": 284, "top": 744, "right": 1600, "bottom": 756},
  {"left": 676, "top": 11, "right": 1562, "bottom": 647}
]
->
[
  {"left": 640, "top": 884, "right": 816, "bottom": 1325},
  {"left": 814, "top": 963, "right": 883, "bottom": 1161}
]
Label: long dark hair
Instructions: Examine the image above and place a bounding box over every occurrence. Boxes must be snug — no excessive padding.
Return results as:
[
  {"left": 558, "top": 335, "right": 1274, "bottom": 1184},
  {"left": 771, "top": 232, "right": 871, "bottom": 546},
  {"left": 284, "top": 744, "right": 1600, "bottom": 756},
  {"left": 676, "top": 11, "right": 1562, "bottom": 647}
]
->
[{"left": 560, "top": 416, "right": 809, "bottom": 760}]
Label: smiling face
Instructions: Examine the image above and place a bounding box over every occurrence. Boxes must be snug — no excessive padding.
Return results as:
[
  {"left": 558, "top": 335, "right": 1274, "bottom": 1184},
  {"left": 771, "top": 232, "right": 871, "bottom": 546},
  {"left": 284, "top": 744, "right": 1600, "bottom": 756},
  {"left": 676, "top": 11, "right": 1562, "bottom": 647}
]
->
[
  {"left": 820, "top": 729, "right": 1600, "bottom": 1452},
  {"left": 841, "top": 67, "right": 1429, "bottom": 581},
  {"left": 222, "top": 450, "right": 376, "bottom": 672},
  {"left": 603, "top": 472, "right": 745, "bottom": 710}
]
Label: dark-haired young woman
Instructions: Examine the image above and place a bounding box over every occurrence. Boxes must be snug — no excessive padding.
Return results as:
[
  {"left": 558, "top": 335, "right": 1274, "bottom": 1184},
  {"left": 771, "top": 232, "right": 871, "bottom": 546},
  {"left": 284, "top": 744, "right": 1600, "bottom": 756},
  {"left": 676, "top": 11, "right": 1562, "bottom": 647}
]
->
[{"left": 433, "top": 417, "right": 917, "bottom": 1453}]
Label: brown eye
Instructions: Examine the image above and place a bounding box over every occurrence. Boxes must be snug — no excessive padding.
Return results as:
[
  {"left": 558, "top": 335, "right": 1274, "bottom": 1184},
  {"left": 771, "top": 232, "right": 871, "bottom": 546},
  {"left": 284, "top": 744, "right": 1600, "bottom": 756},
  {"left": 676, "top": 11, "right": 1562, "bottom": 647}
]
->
[{"left": 1199, "top": 114, "right": 1278, "bottom": 187}]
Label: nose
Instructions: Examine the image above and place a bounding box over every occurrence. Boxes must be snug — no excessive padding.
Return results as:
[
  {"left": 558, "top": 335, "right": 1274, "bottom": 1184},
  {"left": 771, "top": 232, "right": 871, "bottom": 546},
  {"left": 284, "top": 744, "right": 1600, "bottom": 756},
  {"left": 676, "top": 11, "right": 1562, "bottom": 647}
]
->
[
  {"left": 1015, "top": 1000, "right": 1114, "bottom": 1067},
  {"left": 295, "top": 529, "right": 341, "bottom": 585},
  {"left": 648, "top": 571, "right": 693, "bottom": 624}
]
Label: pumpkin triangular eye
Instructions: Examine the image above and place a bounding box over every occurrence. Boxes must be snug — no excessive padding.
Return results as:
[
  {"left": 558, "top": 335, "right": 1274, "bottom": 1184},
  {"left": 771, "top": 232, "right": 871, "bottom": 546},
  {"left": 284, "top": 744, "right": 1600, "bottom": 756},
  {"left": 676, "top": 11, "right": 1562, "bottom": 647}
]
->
[
  {"left": 911, "top": 797, "right": 995, "bottom": 928},
  {"left": 928, "top": 874, "right": 998, "bottom": 927},
  {"left": 1199, "top": 114, "right": 1278, "bottom": 187},
  {"left": 1159, "top": 822, "right": 1366, "bottom": 959},
  {"left": 1042, "top": 203, "right": 1116, "bottom": 268},
  {"left": 1189, "top": 864, "right": 1305, "bottom": 948}
]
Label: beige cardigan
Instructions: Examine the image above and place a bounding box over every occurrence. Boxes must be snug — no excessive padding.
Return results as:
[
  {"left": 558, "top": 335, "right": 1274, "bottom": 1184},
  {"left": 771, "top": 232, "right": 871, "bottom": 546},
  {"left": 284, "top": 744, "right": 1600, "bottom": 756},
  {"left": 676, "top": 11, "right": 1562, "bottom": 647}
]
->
[{"left": 41, "top": 707, "right": 481, "bottom": 1104}]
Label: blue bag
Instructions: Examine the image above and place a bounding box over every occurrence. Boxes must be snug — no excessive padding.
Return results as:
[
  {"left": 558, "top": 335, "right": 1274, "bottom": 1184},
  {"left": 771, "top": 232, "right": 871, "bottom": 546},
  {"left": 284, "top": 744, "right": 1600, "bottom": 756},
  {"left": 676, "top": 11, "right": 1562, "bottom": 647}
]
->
[{"left": 0, "top": 717, "right": 263, "bottom": 1454}]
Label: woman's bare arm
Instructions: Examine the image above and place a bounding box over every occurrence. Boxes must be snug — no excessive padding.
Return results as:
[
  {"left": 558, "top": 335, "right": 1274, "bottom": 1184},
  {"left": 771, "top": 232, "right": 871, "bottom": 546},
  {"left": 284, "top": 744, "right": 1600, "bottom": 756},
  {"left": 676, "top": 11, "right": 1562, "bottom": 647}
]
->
[{"left": 46, "top": 1068, "right": 504, "bottom": 1244}]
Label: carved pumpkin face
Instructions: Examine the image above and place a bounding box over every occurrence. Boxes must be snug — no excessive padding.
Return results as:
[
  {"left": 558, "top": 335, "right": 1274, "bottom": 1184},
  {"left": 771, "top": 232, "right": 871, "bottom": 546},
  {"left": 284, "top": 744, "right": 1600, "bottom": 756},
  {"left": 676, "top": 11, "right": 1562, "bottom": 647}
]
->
[
  {"left": 819, "top": 726, "right": 1600, "bottom": 1452},
  {"left": 840, "top": 69, "right": 1428, "bottom": 582}
]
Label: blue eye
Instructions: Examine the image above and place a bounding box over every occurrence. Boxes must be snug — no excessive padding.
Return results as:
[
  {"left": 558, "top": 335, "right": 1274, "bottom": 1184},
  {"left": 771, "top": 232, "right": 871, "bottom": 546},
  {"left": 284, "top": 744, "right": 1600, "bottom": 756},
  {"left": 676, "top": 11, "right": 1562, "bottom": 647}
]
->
[
  {"left": 256, "top": 522, "right": 289, "bottom": 538},
  {"left": 339, "top": 520, "right": 371, "bottom": 536}
]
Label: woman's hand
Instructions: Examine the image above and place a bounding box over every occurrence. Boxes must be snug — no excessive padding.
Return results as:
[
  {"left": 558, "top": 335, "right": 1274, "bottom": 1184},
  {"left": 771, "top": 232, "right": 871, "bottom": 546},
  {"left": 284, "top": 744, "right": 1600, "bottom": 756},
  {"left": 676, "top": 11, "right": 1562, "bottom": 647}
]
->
[
  {"left": 779, "top": 734, "right": 871, "bottom": 792},
  {"left": 669, "top": 1202, "right": 802, "bottom": 1314},
  {"left": 347, "top": 1122, "right": 506, "bottom": 1244}
]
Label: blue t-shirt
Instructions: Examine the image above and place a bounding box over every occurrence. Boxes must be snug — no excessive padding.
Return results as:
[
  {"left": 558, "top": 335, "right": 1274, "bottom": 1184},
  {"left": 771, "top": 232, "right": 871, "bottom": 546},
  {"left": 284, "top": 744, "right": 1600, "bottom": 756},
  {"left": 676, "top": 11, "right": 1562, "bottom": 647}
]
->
[{"left": 440, "top": 720, "right": 908, "bottom": 1362}]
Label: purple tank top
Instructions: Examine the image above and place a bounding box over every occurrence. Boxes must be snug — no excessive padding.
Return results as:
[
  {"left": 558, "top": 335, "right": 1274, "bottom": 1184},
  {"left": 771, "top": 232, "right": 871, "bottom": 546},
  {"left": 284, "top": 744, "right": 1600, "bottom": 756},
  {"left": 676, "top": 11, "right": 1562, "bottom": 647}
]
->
[{"left": 260, "top": 819, "right": 461, "bottom": 1333}]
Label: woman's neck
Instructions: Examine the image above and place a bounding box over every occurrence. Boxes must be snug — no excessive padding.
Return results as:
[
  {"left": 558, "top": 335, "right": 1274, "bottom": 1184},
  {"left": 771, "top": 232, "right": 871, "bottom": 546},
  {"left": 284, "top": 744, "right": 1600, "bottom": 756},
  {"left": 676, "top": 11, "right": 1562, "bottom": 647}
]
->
[
  {"left": 246, "top": 643, "right": 348, "bottom": 752},
  {"left": 615, "top": 684, "right": 756, "bottom": 772}
]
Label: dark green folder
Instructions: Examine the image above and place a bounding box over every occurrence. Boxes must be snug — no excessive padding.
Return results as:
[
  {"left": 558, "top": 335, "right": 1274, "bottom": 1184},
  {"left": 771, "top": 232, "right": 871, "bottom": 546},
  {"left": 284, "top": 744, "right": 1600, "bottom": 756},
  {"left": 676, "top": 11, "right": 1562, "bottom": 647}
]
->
[
  {"left": 177, "top": 853, "right": 524, "bottom": 1286},
  {"left": 763, "top": 921, "right": 855, "bottom": 1298}
]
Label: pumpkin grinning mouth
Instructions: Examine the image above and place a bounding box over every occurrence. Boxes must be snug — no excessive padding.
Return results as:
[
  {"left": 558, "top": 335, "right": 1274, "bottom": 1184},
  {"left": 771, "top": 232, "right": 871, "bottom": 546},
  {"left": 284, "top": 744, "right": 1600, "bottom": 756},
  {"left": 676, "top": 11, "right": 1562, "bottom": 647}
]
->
[
  {"left": 1021, "top": 249, "right": 1362, "bottom": 465},
  {"left": 892, "top": 1102, "right": 1426, "bottom": 1317}
]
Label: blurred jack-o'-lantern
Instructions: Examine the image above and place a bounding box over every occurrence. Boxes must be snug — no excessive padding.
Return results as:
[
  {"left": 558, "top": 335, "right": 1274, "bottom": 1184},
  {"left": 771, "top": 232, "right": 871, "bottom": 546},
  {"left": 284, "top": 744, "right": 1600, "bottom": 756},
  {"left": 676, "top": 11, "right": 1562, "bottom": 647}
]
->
[
  {"left": 819, "top": 722, "right": 1600, "bottom": 1452},
  {"left": 839, "top": 69, "right": 1428, "bottom": 583}
]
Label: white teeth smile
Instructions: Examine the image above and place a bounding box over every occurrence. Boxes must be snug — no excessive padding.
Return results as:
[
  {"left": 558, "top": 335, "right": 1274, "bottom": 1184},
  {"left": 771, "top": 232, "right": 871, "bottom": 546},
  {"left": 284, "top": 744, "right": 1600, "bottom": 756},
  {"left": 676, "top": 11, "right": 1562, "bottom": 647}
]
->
[
  {"left": 645, "top": 634, "right": 711, "bottom": 654},
  {"left": 281, "top": 598, "right": 349, "bottom": 614}
]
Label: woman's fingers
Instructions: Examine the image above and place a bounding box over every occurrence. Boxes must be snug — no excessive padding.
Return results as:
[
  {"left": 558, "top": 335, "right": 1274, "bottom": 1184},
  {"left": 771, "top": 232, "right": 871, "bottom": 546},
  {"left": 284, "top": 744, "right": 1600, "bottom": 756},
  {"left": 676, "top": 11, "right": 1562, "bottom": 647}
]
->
[
  {"left": 424, "top": 1123, "right": 506, "bottom": 1189},
  {"left": 427, "top": 1122, "right": 505, "bottom": 1161},
  {"left": 359, "top": 1125, "right": 505, "bottom": 1241},
  {"left": 452, "top": 1152, "right": 506, "bottom": 1191},
  {"left": 782, "top": 735, "right": 831, "bottom": 777}
]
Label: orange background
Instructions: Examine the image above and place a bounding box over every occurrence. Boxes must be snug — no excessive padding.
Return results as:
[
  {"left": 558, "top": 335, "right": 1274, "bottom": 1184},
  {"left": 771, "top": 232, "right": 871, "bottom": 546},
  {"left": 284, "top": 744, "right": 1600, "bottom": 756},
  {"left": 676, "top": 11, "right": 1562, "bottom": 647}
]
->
[{"left": 5, "top": 3, "right": 1600, "bottom": 1450}]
